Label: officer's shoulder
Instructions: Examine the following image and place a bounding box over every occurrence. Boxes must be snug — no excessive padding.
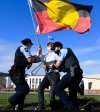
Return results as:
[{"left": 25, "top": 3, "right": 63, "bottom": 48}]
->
[
  {"left": 61, "top": 48, "right": 68, "bottom": 53},
  {"left": 20, "top": 46, "right": 29, "bottom": 52},
  {"left": 66, "top": 48, "right": 71, "bottom": 50},
  {"left": 59, "top": 49, "right": 68, "bottom": 56}
]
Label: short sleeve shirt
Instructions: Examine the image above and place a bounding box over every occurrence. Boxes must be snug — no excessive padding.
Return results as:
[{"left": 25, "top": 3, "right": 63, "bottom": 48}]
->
[
  {"left": 57, "top": 49, "right": 68, "bottom": 62},
  {"left": 44, "top": 51, "right": 58, "bottom": 66},
  {"left": 20, "top": 45, "right": 32, "bottom": 58}
]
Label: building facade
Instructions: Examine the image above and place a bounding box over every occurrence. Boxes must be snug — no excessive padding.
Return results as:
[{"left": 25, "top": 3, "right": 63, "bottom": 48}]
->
[
  {"left": 26, "top": 75, "right": 44, "bottom": 89},
  {"left": 1, "top": 73, "right": 100, "bottom": 91}
]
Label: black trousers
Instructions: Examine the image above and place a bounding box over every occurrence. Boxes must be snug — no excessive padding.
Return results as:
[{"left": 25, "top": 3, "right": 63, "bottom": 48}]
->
[
  {"left": 8, "top": 75, "right": 30, "bottom": 110},
  {"left": 38, "top": 72, "right": 60, "bottom": 110},
  {"left": 55, "top": 73, "right": 82, "bottom": 112}
]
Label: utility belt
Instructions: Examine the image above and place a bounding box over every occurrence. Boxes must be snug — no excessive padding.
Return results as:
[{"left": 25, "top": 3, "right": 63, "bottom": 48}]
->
[
  {"left": 47, "top": 69, "right": 59, "bottom": 73},
  {"left": 69, "top": 65, "right": 78, "bottom": 77},
  {"left": 65, "top": 65, "right": 83, "bottom": 78}
]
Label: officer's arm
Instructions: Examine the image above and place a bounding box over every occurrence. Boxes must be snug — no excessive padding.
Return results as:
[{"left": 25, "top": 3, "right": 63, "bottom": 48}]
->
[
  {"left": 27, "top": 56, "right": 35, "bottom": 63},
  {"left": 45, "top": 60, "right": 62, "bottom": 70},
  {"left": 54, "top": 60, "right": 62, "bottom": 67},
  {"left": 48, "top": 49, "right": 67, "bottom": 69},
  {"left": 27, "top": 56, "right": 41, "bottom": 69},
  {"left": 31, "top": 46, "right": 42, "bottom": 63},
  {"left": 54, "top": 49, "right": 68, "bottom": 68},
  {"left": 20, "top": 47, "right": 35, "bottom": 63},
  {"left": 52, "top": 51, "right": 65, "bottom": 69},
  {"left": 31, "top": 55, "right": 43, "bottom": 63}
]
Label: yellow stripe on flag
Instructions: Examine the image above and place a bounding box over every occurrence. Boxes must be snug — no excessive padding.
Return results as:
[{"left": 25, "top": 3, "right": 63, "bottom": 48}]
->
[{"left": 44, "top": 0, "right": 79, "bottom": 29}]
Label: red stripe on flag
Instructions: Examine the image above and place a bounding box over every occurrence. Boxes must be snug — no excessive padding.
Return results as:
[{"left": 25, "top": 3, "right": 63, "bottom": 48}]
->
[
  {"left": 74, "top": 16, "right": 91, "bottom": 33},
  {"left": 35, "top": 11, "right": 69, "bottom": 34},
  {"left": 35, "top": 11, "right": 91, "bottom": 34}
]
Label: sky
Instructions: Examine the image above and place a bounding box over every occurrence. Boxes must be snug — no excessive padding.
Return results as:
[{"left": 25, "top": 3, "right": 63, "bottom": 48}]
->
[{"left": 0, "top": 0, "right": 100, "bottom": 76}]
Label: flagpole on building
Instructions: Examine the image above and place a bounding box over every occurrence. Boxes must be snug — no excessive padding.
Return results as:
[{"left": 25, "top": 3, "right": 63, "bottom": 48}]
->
[{"left": 27, "top": 0, "right": 41, "bottom": 47}]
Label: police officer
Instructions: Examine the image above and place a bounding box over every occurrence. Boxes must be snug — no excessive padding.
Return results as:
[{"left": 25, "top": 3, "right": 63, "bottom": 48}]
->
[
  {"left": 8, "top": 38, "right": 35, "bottom": 111},
  {"left": 35, "top": 42, "right": 60, "bottom": 112},
  {"left": 78, "top": 80, "right": 84, "bottom": 95},
  {"left": 49, "top": 42, "right": 83, "bottom": 112}
]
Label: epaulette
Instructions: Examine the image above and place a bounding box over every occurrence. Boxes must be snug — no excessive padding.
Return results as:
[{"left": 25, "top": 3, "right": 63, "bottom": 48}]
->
[{"left": 24, "top": 48, "right": 29, "bottom": 52}]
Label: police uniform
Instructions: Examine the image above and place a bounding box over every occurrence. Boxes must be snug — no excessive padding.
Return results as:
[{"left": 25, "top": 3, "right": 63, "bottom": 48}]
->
[
  {"left": 8, "top": 45, "right": 31, "bottom": 111},
  {"left": 55, "top": 48, "right": 83, "bottom": 112},
  {"left": 78, "top": 80, "right": 84, "bottom": 95},
  {"left": 36, "top": 50, "right": 60, "bottom": 111}
]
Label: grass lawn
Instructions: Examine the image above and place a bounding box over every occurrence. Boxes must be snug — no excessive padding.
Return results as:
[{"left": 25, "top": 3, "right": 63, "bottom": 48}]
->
[
  {"left": 0, "top": 93, "right": 35, "bottom": 107},
  {"left": 0, "top": 92, "right": 100, "bottom": 111}
]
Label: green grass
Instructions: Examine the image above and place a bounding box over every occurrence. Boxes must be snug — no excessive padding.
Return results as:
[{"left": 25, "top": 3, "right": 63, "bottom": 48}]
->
[
  {"left": 0, "top": 93, "right": 12, "bottom": 107},
  {"left": 79, "top": 95, "right": 100, "bottom": 100},
  {"left": 0, "top": 93, "right": 50, "bottom": 107},
  {"left": 0, "top": 92, "right": 100, "bottom": 111}
]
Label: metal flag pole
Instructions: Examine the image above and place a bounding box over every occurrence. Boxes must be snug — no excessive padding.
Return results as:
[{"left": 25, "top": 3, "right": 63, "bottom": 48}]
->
[
  {"left": 27, "top": 0, "right": 48, "bottom": 75},
  {"left": 27, "top": 0, "right": 41, "bottom": 47}
]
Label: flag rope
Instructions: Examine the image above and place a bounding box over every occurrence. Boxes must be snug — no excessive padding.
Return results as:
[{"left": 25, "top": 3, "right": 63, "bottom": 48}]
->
[
  {"left": 34, "top": 63, "right": 43, "bottom": 75},
  {"left": 31, "top": 62, "right": 43, "bottom": 75}
]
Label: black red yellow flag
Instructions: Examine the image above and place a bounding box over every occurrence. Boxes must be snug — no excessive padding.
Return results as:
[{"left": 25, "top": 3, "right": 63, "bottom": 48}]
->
[{"left": 30, "top": 0, "right": 93, "bottom": 34}]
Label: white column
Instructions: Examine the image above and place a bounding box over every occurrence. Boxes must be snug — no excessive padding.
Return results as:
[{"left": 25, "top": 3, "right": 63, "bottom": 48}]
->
[
  {"left": 6, "top": 76, "right": 11, "bottom": 88},
  {"left": 84, "top": 79, "right": 88, "bottom": 90},
  {"left": 31, "top": 77, "right": 33, "bottom": 89},
  {"left": 37, "top": 78, "right": 39, "bottom": 88},
  {"left": 34, "top": 78, "right": 36, "bottom": 90},
  {"left": 27, "top": 76, "right": 30, "bottom": 87}
]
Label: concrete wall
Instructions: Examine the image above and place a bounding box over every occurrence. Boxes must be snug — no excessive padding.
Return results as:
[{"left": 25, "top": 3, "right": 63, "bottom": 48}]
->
[{"left": 83, "top": 78, "right": 100, "bottom": 90}]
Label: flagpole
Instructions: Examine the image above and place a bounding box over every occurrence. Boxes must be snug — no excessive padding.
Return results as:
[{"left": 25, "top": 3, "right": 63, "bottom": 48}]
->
[
  {"left": 27, "top": 0, "right": 41, "bottom": 47},
  {"left": 27, "top": 0, "right": 52, "bottom": 75}
]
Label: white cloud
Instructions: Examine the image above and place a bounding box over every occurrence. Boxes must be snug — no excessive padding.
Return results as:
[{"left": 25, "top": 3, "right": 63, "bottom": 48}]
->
[
  {"left": 0, "top": 40, "right": 18, "bottom": 73},
  {"left": 81, "top": 60, "right": 99, "bottom": 67},
  {"left": 74, "top": 39, "right": 100, "bottom": 75},
  {"left": 80, "top": 60, "right": 100, "bottom": 76},
  {"left": 74, "top": 38, "right": 100, "bottom": 56},
  {"left": 74, "top": 46, "right": 100, "bottom": 56}
]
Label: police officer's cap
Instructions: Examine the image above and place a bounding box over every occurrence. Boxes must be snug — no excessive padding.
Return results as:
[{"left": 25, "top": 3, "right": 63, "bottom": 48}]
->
[
  {"left": 51, "top": 42, "right": 63, "bottom": 50},
  {"left": 21, "top": 38, "right": 33, "bottom": 45}
]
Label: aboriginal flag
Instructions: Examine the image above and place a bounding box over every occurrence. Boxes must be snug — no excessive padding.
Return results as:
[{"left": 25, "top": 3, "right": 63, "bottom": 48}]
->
[{"left": 30, "top": 0, "right": 93, "bottom": 34}]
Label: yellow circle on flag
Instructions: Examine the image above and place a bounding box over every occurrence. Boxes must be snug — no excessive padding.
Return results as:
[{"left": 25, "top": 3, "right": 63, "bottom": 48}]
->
[{"left": 44, "top": 0, "right": 79, "bottom": 29}]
